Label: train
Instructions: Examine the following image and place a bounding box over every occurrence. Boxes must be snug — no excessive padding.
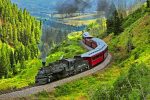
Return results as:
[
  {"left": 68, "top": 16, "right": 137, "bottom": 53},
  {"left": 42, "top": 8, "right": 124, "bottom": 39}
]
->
[{"left": 35, "top": 32, "right": 108, "bottom": 85}]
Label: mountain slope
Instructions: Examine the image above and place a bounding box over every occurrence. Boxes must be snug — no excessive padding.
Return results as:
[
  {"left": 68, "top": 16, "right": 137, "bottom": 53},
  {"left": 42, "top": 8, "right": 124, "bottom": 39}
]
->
[
  {"left": 27, "top": 6, "right": 150, "bottom": 99},
  {"left": 0, "top": 0, "right": 41, "bottom": 78},
  {"left": 0, "top": 1, "right": 149, "bottom": 99},
  {"left": 92, "top": 7, "right": 150, "bottom": 99}
]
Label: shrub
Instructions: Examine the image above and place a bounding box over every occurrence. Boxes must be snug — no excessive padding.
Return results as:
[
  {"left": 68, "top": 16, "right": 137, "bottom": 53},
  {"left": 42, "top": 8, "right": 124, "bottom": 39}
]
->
[{"left": 92, "top": 63, "right": 150, "bottom": 99}]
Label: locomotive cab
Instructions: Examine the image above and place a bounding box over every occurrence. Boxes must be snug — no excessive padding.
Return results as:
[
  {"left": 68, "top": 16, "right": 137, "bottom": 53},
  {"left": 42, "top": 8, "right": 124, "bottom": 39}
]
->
[{"left": 62, "top": 59, "right": 76, "bottom": 72}]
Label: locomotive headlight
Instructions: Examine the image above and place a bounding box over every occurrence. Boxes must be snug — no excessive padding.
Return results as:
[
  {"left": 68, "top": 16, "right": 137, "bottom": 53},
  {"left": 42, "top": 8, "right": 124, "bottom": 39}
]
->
[{"left": 39, "top": 70, "right": 45, "bottom": 74}]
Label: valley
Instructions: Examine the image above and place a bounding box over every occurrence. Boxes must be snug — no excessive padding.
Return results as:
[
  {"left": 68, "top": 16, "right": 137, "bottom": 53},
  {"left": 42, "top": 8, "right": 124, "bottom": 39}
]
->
[{"left": 0, "top": 0, "right": 149, "bottom": 99}]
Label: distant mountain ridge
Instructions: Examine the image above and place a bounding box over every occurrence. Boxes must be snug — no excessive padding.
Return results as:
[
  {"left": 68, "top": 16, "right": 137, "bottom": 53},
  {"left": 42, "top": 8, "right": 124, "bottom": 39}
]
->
[
  {"left": 11, "top": 0, "right": 146, "bottom": 17},
  {"left": 11, "top": 0, "right": 65, "bottom": 13}
]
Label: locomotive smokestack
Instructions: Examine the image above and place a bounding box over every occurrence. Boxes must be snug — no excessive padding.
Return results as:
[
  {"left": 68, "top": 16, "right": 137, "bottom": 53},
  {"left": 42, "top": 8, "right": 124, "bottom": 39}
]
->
[
  {"left": 41, "top": 43, "right": 47, "bottom": 66},
  {"left": 42, "top": 58, "right": 46, "bottom": 66},
  {"left": 38, "top": 42, "right": 49, "bottom": 67}
]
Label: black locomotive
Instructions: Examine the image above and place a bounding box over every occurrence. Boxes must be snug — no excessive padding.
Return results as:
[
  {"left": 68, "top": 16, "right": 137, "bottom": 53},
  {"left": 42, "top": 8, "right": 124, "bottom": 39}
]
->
[
  {"left": 35, "top": 56, "right": 89, "bottom": 85},
  {"left": 35, "top": 32, "right": 108, "bottom": 85}
]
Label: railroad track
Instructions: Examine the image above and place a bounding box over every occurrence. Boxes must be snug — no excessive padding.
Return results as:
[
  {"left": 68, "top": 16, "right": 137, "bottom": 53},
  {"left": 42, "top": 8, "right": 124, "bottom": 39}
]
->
[
  {"left": 0, "top": 54, "right": 111, "bottom": 99},
  {"left": 0, "top": 40, "right": 112, "bottom": 99}
]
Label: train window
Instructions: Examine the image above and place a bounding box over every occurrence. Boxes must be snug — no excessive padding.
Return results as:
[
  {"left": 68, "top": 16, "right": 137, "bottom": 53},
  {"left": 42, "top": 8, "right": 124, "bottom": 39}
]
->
[
  {"left": 92, "top": 55, "right": 100, "bottom": 60},
  {"left": 92, "top": 53, "right": 103, "bottom": 60},
  {"left": 100, "top": 53, "right": 103, "bottom": 57}
]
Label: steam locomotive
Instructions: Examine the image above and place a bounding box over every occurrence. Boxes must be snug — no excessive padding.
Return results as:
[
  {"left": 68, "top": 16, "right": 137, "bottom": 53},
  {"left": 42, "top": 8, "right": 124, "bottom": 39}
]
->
[{"left": 35, "top": 32, "right": 108, "bottom": 85}]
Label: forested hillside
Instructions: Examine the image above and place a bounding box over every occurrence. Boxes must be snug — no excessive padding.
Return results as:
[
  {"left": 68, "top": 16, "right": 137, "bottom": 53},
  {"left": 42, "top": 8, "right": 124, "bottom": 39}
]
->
[
  {"left": 90, "top": 3, "right": 150, "bottom": 99},
  {"left": 0, "top": 0, "right": 86, "bottom": 91},
  {"left": 0, "top": 0, "right": 41, "bottom": 78}
]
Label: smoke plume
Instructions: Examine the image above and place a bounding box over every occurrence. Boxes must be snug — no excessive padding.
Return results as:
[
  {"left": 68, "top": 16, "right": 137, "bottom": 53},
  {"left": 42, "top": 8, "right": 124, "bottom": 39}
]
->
[
  {"left": 38, "top": 26, "right": 51, "bottom": 63},
  {"left": 56, "top": 0, "right": 91, "bottom": 14},
  {"left": 56, "top": 0, "right": 146, "bottom": 17}
]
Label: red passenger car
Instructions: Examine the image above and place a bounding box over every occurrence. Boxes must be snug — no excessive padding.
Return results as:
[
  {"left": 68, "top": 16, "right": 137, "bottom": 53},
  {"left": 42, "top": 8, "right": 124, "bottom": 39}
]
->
[
  {"left": 81, "top": 33, "right": 108, "bottom": 67},
  {"left": 82, "top": 47, "right": 108, "bottom": 67}
]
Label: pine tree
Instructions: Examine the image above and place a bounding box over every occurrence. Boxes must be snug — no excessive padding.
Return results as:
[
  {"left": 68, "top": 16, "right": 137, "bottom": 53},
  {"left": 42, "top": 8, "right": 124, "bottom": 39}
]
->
[
  {"left": 13, "top": 28, "right": 18, "bottom": 44},
  {"left": 113, "top": 10, "right": 123, "bottom": 35},
  {"left": 106, "top": 1, "right": 116, "bottom": 18},
  {"left": 9, "top": 50, "right": 16, "bottom": 75},
  {"left": 24, "top": 46, "right": 30, "bottom": 60},
  {"left": 20, "top": 57, "right": 25, "bottom": 69},
  {"left": 106, "top": 17, "right": 114, "bottom": 34},
  {"left": 106, "top": 10, "right": 123, "bottom": 35},
  {"left": 0, "top": 0, "right": 41, "bottom": 78},
  {"left": 0, "top": 52, "right": 8, "bottom": 78},
  {"left": 147, "top": 0, "right": 150, "bottom": 8},
  {"left": 0, "top": 44, "right": 8, "bottom": 78},
  {"left": 14, "top": 49, "right": 19, "bottom": 64}
]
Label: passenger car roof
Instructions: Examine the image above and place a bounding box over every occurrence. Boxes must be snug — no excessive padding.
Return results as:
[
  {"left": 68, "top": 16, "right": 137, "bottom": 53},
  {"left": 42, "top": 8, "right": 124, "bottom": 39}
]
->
[
  {"left": 81, "top": 38, "right": 107, "bottom": 57},
  {"left": 82, "top": 32, "right": 93, "bottom": 38}
]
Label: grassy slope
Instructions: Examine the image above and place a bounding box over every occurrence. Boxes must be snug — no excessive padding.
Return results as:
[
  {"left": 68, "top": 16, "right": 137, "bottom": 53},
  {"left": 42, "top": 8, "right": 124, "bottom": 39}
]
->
[
  {"left": 27, "top": 7, "right": 150, "bottom": 99},
  {"left": 0, "top": 32, "right": 86, "bottom": 91},
  {"left": 92, "top": 9, "right": 150, "bottom": 99}
]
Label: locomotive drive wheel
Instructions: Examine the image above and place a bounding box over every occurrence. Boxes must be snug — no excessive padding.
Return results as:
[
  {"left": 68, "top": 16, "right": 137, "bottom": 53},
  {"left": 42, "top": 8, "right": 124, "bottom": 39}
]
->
[
  {"left": 35, "top": 74, "right": 54, "bottom": 85},
  {"left": 80, "top": 69, "right": 83, "bottom": 72},
  {"left": 87, "top": 65, "right": 90, "bottom": 69},
  {"left": 73, "top": 70, "right": 77, "bottom": 75},
  {"left": 47, "top": 76, "right": 51, "bottom": 83},
  {"left": 35, "top": 78, "right": 48, "bottom": 85}
]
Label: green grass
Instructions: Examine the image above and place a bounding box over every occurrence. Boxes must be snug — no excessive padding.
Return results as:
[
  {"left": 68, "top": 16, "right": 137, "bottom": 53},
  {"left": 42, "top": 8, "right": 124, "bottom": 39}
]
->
[
  {"left": 0, "top": 59, "right": 41, "bottom": 90},
  {"left": 91, "top": 7, "right": 150, "bottom": 99},
  {"left": 55, "top": 66, "right": 120, "bottom": 100},
  {"left": 28, "top": 64, "right": 120, "bottom": 100}
]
